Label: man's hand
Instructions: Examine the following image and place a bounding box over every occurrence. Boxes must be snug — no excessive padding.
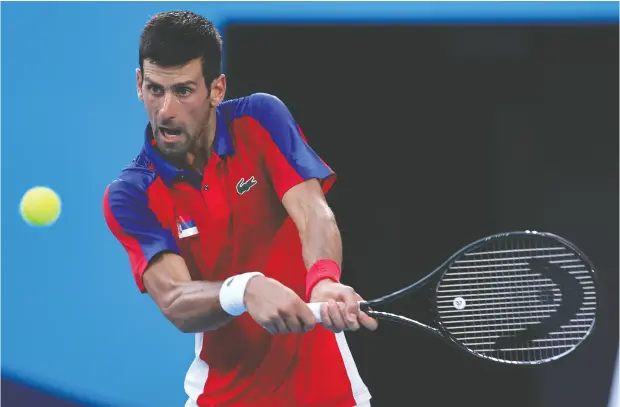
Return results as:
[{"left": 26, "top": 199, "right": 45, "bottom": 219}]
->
[
  {"left": 244, "top": 276, "right": 317, "bottom": 335},
  {"left": 310, "top": 280, "right": 379, "bottom": 333}
]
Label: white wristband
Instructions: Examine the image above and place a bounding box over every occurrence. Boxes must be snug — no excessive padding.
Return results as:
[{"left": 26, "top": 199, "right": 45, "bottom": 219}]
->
[{"left": 219, "top": 272, "right": 264, "bottom": 316}]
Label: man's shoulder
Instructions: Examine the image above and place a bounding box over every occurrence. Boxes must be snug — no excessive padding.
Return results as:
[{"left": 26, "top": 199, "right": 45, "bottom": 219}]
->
[
  {"left": 106, "top": 154, "right": 159, "bottom": 200},
  {"left": 220, "top": 92, "right": 289, "bottom": 123}
]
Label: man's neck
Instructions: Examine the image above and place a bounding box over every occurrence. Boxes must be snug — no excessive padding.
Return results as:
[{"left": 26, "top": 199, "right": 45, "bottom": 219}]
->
[{"left": 185, "top": 108, "right": 217, "bottom": 175}]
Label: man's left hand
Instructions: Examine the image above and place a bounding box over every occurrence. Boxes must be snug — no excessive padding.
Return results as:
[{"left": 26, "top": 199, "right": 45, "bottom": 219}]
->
[{"left": 309, "top": 279, "right": 379, "bottom": 333}]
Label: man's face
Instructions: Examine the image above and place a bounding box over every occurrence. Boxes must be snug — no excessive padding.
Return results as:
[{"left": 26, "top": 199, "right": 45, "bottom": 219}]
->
[{"left": 137, "top": 58, "right": 212, "bottom": 159}]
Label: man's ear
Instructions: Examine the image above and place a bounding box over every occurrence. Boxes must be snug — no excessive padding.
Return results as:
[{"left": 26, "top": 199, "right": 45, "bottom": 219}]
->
[
  {"left": 136, "top": 68, "right": 144, "bottom": 101},
  {"left": 209, "top": 74, "right": 227, "bottom": 106}
]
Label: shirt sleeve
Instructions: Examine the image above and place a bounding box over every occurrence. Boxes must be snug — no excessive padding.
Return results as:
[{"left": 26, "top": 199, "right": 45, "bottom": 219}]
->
[
  {"left": 246, "top": 93, "right": 336, "bottom": 200},
  {"left": 103, "top": 179, "right": 179, "bottom": 293}
]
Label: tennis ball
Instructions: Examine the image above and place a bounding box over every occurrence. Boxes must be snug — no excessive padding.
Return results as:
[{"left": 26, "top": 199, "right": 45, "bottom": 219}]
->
[{"left": 20, "top": 186, "right": 62, "bottom": 227}]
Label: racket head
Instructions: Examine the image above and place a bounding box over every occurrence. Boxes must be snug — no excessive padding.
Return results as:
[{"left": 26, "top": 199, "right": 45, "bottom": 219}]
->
[{"left": 432, "top": 231, "right": 598, "bottom": 365}]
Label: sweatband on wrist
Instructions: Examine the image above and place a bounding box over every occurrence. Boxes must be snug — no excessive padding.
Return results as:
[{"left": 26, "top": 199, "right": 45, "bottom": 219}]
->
[
  {"left": 219, "top": 272, "right": 264, "bottom": 316},
  {"left": 305, "top": 259, "right": 341, "bottom": 301}
]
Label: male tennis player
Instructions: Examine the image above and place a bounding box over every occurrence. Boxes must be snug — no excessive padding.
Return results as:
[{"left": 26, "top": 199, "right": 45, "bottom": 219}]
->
[{"left": 103, "top": 10, "right": 377, "bottom": 407}]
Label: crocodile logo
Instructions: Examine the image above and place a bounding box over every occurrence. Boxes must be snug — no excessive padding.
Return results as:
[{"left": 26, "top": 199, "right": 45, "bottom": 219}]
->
[{"left": 236, "top": 176, "right": 258, "bottom": 195}]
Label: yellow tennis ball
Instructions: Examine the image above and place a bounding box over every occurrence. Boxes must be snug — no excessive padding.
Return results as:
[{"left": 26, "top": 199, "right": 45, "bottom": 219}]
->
[{"left": 20, "top": 186, "right": 62, "bottom": 226}]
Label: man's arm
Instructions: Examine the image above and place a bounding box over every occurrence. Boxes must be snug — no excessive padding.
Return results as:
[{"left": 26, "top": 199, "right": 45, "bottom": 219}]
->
[
  {"left": 103, "top": 180, "right": 233, "bottom": 333},
  {"left": 142, "top": 253, "right": 233, "bottom": 333},
  {"left": 281, "top": 179, "right": 342, "bottom": 269},
  {"left": 103, "top": 178, "right": 316, "bottom": 335},
  {"left": 245, "top": 93, "right": 377, "bottom": 332},
  {"left": 143, "top": 254, "right": 316, "bottom": 334},
  {"left": 281, "top": 179, "right": 378, "bottom": 332}
]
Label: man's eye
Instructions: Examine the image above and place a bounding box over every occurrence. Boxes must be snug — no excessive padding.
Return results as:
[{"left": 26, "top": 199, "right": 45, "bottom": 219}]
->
[
  {"left": 176, "top": 87, "right": 192, "bottom": 97},
  {"left": 148, "top": 85, "right": 164, "bottom": 95}
]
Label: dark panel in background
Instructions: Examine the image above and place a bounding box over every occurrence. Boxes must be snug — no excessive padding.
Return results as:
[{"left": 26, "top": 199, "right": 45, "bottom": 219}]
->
[
  {"left": 224, "top": 24, "right": 618, "bottom": 407},
  {"left": 1, "top": 376, "right": 102, "bottom": 407}
]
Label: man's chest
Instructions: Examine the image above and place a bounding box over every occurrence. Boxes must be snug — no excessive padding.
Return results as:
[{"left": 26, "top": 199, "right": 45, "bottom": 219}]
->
[
  {"left": 153, "top": 154, "right": 287, "bottom": 277},
  {"left": 178, "top": 153, "right": 282, "bottom": 228}
]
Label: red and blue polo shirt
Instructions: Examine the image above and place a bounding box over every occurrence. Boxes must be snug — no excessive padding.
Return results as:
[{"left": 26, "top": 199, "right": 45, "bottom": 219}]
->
[{"left": 103, "top": 93, "right": 371, "bottom": 407}]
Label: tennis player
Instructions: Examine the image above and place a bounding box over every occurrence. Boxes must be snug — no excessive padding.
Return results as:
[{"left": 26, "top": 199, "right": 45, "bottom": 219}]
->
[{"left": 103, "top": 10, "right": 377, "bottom": 407}]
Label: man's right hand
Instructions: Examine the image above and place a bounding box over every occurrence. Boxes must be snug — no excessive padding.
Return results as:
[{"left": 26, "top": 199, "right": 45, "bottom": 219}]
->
[{"left": 244, "top": 276, "right": 317, "bottom": 334}]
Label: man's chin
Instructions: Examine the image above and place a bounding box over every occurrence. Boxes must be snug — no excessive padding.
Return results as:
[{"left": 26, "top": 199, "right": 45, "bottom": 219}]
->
[{"left": 155, "top": 139, "right": 188, "bottom": 159}]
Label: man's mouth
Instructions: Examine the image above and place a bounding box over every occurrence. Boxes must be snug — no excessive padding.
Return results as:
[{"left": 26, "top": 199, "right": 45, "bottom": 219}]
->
[{"left": 159, "top": 127, "right": 183, "bottom": 142}]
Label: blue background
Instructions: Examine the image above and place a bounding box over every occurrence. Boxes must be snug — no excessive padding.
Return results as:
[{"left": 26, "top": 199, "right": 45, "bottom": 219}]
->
[{"left": 2, "top": 2, "right": 618, "bottom": 407}]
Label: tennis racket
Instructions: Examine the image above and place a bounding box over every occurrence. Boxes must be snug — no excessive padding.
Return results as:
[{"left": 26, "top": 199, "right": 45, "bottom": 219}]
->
[{"left": 307, "top": 231, "right": 598, "bottom": 365}]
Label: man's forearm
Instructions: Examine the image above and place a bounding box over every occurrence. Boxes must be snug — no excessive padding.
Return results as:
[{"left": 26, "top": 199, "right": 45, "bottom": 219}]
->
[
  {"left": 299, "top": 210, "right": 343, "bottom": 269},
  {"left": 280, "top": 180, "right": 345, "bottom": 299},
  {"left": 160, "top": 281, "right": 235, "bottom": 333}
]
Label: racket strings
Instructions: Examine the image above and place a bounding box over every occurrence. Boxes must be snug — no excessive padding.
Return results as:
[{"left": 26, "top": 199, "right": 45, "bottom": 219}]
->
[{"left": 435, "top": 234, "right": 596, "bottom": 364}]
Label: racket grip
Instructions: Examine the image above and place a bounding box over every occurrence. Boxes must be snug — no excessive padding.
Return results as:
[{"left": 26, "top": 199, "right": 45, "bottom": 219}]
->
[
  {"left": 307, "top": 301, "right": 363, "bottom": 323},
  {"left": 307, "top": 302, "right": 324, "bottom": 323}
]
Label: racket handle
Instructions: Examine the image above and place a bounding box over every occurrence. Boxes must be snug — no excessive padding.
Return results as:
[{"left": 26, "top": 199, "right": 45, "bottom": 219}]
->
[
  {"left": 306, "top": 301, "right": 363, "bottom": 323},
  {"left": 307, "top": 302, "right": 324, "bottom": 322}
]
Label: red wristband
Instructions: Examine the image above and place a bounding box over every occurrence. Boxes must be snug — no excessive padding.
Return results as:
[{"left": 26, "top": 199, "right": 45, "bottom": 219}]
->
[{"left": 305, "top": 259, "right": 341, "bottom": 301}]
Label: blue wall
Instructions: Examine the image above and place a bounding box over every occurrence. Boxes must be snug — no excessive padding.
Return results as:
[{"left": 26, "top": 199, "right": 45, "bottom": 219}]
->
[{"left": 2, "top": 2, "right": 617, "bottom": 407}]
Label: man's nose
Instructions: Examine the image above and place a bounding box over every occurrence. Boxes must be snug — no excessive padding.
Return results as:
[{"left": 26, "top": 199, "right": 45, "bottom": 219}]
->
[{"left": 160, "top": 92, "right": 179, "bottom": 121}]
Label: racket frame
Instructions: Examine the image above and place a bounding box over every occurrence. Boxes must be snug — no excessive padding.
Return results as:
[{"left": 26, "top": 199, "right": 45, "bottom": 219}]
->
[{"left": 359, "top": 230, "right": 599, "bottom": 364}]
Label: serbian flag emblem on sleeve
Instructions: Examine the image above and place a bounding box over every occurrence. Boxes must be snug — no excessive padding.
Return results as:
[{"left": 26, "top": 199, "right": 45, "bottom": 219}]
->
[{"left": 177, "top": 216, "right": 199, "bottom": 239}]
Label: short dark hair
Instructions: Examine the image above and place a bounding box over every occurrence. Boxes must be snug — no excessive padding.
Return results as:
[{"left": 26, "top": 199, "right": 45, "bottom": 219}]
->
[{"left": 139, "top": 11, "right": 222, "bottom": 88}]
